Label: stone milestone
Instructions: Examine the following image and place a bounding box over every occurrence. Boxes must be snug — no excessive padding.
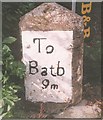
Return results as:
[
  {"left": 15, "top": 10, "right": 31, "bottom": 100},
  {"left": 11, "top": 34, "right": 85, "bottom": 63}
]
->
[{"left": 19, "top": 2, "right": 84, "bottom": 109}]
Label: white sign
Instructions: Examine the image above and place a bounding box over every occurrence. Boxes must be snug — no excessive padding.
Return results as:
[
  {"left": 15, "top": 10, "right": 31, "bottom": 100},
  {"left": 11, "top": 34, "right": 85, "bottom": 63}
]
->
[{"left": 22, "top": 31, "right": 73, "bottom": 103}]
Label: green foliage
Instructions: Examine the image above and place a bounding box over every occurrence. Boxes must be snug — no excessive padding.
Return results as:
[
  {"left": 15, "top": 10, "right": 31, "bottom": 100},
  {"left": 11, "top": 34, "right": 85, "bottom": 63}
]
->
[
  {"left": 1, "top": 37, "right": 26, "bottom": 118},
  {"left": 3, "top": 37, "right": 17, "bottom": 44}
]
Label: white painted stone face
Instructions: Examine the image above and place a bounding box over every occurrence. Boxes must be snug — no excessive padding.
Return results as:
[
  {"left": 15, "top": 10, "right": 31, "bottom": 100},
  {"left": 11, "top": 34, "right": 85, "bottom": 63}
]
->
[{"left": 22, "top": 31, "right": 73, "bottom": 103}]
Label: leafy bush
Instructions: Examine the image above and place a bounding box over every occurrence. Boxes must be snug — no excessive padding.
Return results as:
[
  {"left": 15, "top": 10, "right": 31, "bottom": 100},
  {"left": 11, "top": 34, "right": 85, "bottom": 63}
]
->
[{"left": 0, "top": 37, "right": 26, "bottom": 118}]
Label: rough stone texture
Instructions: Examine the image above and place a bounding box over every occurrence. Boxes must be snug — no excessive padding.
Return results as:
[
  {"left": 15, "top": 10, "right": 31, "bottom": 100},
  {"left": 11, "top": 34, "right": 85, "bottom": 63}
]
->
[
  {"left": 72, "top": 29, "right": 83, "bottom": 105},
  {"left": 19, "top": 3, "right": 83, "bottom": 31},
  {"left": 54, "top": 100, "right": 101, "bottom": 118},
  {"left": 19, "top": 3, "right": 84, "bottom": 114}
]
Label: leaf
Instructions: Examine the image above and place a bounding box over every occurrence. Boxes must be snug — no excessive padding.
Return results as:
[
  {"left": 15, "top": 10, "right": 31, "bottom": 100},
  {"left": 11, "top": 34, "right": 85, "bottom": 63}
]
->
[
  {"left": 0, "top": 112, "right": 7, "bottom": 119},
  {"left": 7, "top": 105, "right": 11, "bottom": 112},
  {"left": 3, "top": 98, "right": 14, "bottom": 107},
  {"left": 0, "top": 108, "right": 4, "bottom": 115},
  {"left": 0, "top": 61, "right": 2, "bottom": 65},
  {"left": 3, "top": 37, "right": 16, "bottom": 44},
  {"left": 0, "top": 99, "right": 4, "bottom": 109},
  {"left": 0, "top": 72, "right": 2, "bottom": 81},
  {"left": 2, "top": 45, "right": 11, "bottom": 52}
]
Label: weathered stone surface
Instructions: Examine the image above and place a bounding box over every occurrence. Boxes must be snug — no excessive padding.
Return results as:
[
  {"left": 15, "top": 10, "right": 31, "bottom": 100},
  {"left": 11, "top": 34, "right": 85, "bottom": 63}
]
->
[
  {"left": 19, "top": 3, "right": 83, "bottom": 31},
  {"left": 19, "top": 2, "right": 83, "bottom": 113},
  {"left": 54, "top": 100, "right": 101, "bottom": 118}
]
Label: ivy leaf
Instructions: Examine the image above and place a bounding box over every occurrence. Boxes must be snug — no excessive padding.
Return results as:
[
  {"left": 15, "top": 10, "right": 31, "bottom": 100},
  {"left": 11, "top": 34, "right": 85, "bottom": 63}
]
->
[
  {"left": 3, "top": 37, "right": 16, "bottom": 44},
  {"left": 3, "top": 98, "right": 14, "bottom": 107},
  {"left": 2, "top": 45, "right": 11, "bottom": 52}
]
